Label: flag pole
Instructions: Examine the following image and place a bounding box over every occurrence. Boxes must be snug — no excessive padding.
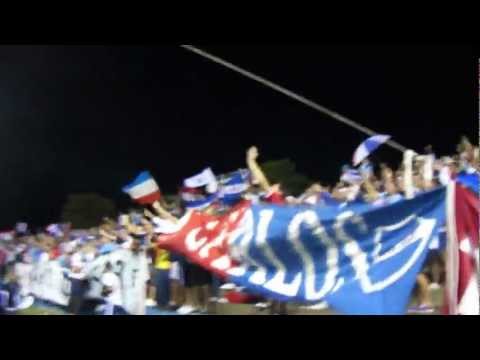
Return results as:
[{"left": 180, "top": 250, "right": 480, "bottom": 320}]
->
[{"left": 180, "top": 45, "right": 408, "bottom": 153}]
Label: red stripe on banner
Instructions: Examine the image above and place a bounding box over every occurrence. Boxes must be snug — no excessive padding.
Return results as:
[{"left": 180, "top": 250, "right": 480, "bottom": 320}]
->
[
  {"left": 445, "top": 183, "right": 480, "bottom": 315},
  {"left": 454, "top": 185, "right": 479, "bottom": 311},
  {"left": 135, "top": 192, "right": 162, "bottom": 205},
  {"left": 156, "top": 201, "right": 251, "bottom": 279}
]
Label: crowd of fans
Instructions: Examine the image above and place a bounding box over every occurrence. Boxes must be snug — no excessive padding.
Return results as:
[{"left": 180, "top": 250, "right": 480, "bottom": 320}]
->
[{"left": 1, "top": 137, "right": 478, "bottom": 315}]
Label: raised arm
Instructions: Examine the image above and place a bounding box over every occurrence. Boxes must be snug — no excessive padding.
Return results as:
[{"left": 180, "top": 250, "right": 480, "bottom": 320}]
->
[
  {"left": 152, "top": 201, "right": 179, "bottom": 224},
  {"left": 246, "top": 146, "right": 271, "bottom": 192}
]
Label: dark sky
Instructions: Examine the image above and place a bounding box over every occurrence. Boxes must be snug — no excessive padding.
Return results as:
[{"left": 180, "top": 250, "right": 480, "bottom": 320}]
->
[{"left": 0, "top": 44, "right": 477, "bottom": 228}]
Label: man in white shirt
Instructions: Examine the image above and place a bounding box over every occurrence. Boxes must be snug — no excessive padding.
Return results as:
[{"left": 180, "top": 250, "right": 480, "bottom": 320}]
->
[{"left": 118, "top": 237, "right": 150, "bottom": 315}]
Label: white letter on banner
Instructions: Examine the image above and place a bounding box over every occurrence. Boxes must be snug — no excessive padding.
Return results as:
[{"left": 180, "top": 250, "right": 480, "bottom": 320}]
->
[
  {"left": 199, "top": 229, "right": 227, "bottom": 259},
  {"left": 185, "top": 228, "right": 208, "bottom": 252},
  {"left": 336, "top": 210, "right": 436, "bottom": 294},
  {"left": 211, "top": 255, "right": 232, "bottom": 271},
  {"left": 334, "top": 211, "right": 370, "bottom": 283},
  {"left": 261, "top": 209, "right": 302, "bottom": 297},
  {"left": 371, "top": 215, "right": 416, "bottom": 262},
  {"left": 248, "top": 210, "right": 273, "bottom": 286},
  {"left": 360, "top": 217, "right": 435, "bottom": 293},
  {"left": 227, "top": 209, "right": 258, "bottom": 277},
  {"left": 288, "top": 211, "right": 338, "bottom": 302}
]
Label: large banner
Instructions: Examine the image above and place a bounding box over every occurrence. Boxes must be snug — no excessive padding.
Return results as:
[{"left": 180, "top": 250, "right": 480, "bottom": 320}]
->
[{"left": 159, "top": 188, "right": 447, "bottom": 315}]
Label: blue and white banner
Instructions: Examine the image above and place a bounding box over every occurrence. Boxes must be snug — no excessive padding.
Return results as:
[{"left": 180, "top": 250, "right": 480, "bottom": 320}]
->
[{"left": 226, "top": 188, "right": 446, "bottom": 314}]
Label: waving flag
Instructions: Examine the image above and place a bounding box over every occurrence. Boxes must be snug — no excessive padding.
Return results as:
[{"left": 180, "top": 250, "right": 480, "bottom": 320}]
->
[
  {"left": 46, "top": 224, "right": 64, "bottom": 237},
  {"left": 181, "top": 187, "right": 217, "bottom": 210},
  {"left": 455, "top": 171, "right": 479, "bottom": 196},
  {"left": 184, "top": 168, "right": 218, "bottom": 194},
  {"left": 219, "top": 170, "right": 250, "bottom": 205},
  {"left": 353, "top": 135, "right": 391, "bottom": 166},
  {"left": 158, "top": 188, "right": 446, "bottom": 315},
  {"left": 445, "top": 182, "right": 479, "bottom": 315},
  {"left": 122, "top": 171, "right": 161, "bottom": 205}
]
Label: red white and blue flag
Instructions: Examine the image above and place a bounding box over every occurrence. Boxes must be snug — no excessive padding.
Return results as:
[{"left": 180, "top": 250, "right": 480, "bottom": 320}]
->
[
  {"left": 122, "top": 171, "right": 162, "bottom": 205},
  {"left": 445, "top": 182, "right": 479, "bottom": 315}
]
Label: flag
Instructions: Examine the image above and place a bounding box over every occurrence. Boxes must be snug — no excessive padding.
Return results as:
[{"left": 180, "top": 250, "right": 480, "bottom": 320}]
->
[
  {"left": 219, "top": 170, "right": 250, "bottom": 205},
  {"left": 183, "top": 168, "right": 218, "bottom": 194},
  {"left": 122, "top": 171, "right": 161, "bottom": 205},
  {"left": 353, "top": 135, "right": 391, "bottom": 166},
  {"left": 455, "top": 171, "right": 479, "bottom": 196},
  {"left": 157, "top": 200, "right": 249, "bottom": 278},
  {"left": 180, "top": 187, "right": 217, "bottom": 210},
  {"left": 445, "top": 182, "right": 479, "bottom": 315},
  {"left": 46, "top": 224, "right": 63, "bottom": 237},
  {"left": 158, "top": 188, "right": 446, "bottom": 315}
]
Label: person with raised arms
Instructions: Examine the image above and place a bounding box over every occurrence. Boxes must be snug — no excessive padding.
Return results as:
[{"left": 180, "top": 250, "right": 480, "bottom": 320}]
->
[
  {"left": 246, "top": 146, "right": 288, "bottom": 315},
  {"left": 246, "top": 146, "right": 286, "bottom": 205}
]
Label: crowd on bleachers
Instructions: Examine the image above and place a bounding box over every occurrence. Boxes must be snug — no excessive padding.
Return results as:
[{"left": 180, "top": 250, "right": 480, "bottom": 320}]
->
[{"left": 1, "top": 137, "right": 478, "bottom": 315}]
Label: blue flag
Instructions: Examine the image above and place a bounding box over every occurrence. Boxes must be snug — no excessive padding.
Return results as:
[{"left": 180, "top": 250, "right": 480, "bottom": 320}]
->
[
  {"left": 227, "top": 188, "right": 446, "bottom": 315},
  {"left": 219, "top": 170, "right": 250, "bottom": 205}
]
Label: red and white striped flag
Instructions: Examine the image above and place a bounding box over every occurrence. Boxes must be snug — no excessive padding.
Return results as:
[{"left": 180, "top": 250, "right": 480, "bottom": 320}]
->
[{"left": 445, "top": 182, "right": 480, "bottom": 315}]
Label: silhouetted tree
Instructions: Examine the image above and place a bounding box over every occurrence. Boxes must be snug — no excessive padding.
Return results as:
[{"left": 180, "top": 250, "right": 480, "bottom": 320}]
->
[
  {"left": 61, "top": 193, "right": 116, "bottom": 228},
  {"left": 261, "top": 159, "right": 312, "bottom": 196}
]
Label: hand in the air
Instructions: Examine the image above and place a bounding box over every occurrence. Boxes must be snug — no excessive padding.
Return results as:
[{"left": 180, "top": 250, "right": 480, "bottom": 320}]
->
[{"left": 247, "top": 146, "right": 259, "bottom": 162}]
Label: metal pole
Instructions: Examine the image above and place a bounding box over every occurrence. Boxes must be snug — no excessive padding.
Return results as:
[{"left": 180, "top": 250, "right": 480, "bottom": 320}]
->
[{"left": 181, "top": 45, "right": 408, "bottom": 153}]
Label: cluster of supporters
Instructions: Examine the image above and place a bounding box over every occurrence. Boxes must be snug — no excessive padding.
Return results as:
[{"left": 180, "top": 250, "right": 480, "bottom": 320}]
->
[{"left": 1, "top": 138, "right": 478, "bottom": 315}]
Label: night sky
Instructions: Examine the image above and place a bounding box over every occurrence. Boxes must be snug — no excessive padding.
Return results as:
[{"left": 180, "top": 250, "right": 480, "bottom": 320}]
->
[{"left": 0, "top": 44, "right": 477, "bottom": 228}]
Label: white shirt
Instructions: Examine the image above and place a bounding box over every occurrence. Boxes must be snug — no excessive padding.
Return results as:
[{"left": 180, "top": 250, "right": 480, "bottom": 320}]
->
[
  {"left": 120, "top": 250, "right": 150, "bottom": 292},
  {"left": 101, "top": 271, "right": 123, "bottom": 306},
  {"left": 14, "top": 262, "right": 33, "bottom": 296},
  {"left": 119, "top": 250, "right": 150, "bottom": 315}
]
